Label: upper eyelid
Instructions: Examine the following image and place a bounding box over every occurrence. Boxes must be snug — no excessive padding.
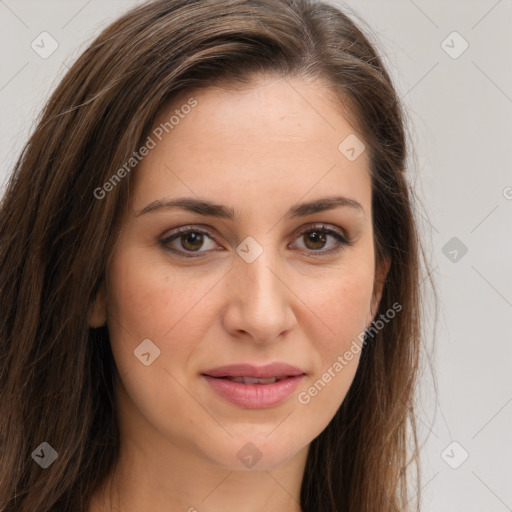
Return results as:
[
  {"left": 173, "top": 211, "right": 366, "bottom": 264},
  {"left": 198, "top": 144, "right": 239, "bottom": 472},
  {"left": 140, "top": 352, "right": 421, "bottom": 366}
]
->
[{"left": 162, "top": 222, "right": 346, "bottom": 237}]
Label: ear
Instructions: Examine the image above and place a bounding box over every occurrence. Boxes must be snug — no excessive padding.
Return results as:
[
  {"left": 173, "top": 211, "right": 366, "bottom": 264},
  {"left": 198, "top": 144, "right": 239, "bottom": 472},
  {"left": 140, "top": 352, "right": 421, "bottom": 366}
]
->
[
  {"left": 88, "top": 281, "right": 107, "bottom": 328},
  {"left": 368, "top": 255, "right": 391, "bottom": 325}
]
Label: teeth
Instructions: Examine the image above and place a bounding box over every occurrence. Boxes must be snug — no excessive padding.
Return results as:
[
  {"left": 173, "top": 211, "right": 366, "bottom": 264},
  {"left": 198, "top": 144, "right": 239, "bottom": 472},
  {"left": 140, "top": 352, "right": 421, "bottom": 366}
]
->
[
  {"left": 254, "top": 377, "right": 278, "bottom": 384},
  {"left": 230, "top": 376, "right": 281, "bottom": 384}
]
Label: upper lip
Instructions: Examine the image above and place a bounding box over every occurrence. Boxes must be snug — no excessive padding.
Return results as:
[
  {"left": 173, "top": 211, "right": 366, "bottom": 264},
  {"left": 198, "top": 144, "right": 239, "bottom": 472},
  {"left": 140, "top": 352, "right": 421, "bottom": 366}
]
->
[{"left": 202, "top": 363, "right": 306, "bottom": 379}]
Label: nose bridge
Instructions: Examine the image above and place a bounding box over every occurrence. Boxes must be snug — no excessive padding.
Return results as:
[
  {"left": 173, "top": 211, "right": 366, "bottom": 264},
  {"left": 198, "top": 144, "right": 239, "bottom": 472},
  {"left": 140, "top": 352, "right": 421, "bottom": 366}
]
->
[
  {"left": 240, "top": 248, "right": 280, "bottom": 305},
  {"left": 226, "top": 237, "right": 294, "bottom": 341}
]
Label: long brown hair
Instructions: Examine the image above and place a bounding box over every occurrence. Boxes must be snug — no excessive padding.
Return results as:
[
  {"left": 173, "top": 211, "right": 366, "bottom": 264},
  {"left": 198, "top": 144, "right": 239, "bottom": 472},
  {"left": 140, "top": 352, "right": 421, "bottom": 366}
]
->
[{"left": 0, "top": 0, "right": 434, "bottom": 510}]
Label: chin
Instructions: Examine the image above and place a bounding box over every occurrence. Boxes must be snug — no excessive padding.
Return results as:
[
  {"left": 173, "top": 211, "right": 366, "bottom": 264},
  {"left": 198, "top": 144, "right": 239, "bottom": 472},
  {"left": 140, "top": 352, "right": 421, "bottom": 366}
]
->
[{"left": 201, "top": 429, "right": 308, "bottom": 472}]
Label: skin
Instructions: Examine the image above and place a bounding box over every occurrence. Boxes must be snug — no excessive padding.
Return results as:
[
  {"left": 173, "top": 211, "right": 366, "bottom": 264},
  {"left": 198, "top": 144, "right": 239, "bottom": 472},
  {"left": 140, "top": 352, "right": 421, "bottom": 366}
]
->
[{"left": 88, "top": 74, "right": 390, "bottom": 512}]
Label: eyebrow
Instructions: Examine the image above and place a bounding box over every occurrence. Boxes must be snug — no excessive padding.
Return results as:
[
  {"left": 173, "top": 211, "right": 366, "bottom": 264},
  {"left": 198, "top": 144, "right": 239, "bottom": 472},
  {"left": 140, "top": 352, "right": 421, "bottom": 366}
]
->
[{"left": 134, "top": 195, "right": 364, "bottom": 219}]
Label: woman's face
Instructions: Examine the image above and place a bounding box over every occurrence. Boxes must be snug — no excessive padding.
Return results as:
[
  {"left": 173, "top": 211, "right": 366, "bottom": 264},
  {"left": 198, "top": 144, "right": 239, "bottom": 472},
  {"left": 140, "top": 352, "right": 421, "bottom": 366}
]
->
[{"left": 91, "top": 75, "right": 389, "bottom": 471}]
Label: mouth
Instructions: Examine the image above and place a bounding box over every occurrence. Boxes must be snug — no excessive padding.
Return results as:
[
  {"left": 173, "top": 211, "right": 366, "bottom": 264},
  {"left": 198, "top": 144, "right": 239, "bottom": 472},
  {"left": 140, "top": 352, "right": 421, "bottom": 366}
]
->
[
  {"left": 201, "top": 363, "right": 306, "bottom": 409},
  {"left": 213, "top": 376, "right": 292, "bottom": 384},
  {"left": 202, "top": 362, "right": 305, "bottom": 380}
]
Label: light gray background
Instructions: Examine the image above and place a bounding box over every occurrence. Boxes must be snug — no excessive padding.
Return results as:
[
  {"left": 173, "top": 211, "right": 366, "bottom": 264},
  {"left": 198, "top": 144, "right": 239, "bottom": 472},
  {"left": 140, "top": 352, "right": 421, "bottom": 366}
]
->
[{"left": 1, "top": 1, "right": 511, "bottom": 511}]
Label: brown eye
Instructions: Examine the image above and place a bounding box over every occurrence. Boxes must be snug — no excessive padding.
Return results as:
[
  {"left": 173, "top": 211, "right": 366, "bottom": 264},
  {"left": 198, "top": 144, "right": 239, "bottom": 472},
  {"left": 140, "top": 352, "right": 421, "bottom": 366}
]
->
[
  {"left": 180, "top": 232, "right": 204, "bottom": 251},
  {"left": 160, "top": 224, "right": 352, "bottom": 259},
  {"left": 160, "top": 227, "right": 218, "bottom": 256},
  {"left": 291, "top": 225, "right": 352, "bottom": 256},
  {"left": 302, "top": 230, "right": 327, "bottom": 250}
]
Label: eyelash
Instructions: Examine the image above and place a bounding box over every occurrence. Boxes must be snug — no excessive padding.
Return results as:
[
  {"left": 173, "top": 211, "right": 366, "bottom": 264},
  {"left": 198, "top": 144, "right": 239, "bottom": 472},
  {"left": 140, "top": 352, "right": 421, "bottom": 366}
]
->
[{"left": 159, "top": 223, "right": 354, "bottom": 258}]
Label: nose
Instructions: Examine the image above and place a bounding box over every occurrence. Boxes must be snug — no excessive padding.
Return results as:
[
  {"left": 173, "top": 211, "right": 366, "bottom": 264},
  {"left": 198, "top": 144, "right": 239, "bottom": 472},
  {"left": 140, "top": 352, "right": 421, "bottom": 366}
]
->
[{"left": 221, "top": 247, "right": 296, "bottom": 344}]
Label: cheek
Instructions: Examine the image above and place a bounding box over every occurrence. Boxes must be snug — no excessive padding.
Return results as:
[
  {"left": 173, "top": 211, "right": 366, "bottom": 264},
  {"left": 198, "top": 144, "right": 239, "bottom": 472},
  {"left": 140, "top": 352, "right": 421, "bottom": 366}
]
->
[
  {"left": 293, "top": 259, "right": 374, "bottom": 420},
  {"left": 109, "top": 248, "right": 200, "bottom": 334},
  {"left": 104, "top": 251, "right": 217, "bottom": 430},
  {"left": 105, "top": 248, "right": 224, "bottom": 378},
  {"left": 299, "top": 261, "right": 374, "bottom": 351}
]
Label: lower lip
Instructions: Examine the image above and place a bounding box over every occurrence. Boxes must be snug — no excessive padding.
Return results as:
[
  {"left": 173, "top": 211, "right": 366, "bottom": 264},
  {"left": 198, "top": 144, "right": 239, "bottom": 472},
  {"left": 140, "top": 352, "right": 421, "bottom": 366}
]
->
[{"left": 202, "top": 375, "right": 304, "bottom": 409}]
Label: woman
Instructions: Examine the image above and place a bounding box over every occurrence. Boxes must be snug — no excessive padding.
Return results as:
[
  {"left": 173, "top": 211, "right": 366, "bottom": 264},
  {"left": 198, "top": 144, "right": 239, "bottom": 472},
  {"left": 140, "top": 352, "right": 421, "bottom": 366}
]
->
[{"left": 0, "top": 0, "right": 431, "bottom": 510}]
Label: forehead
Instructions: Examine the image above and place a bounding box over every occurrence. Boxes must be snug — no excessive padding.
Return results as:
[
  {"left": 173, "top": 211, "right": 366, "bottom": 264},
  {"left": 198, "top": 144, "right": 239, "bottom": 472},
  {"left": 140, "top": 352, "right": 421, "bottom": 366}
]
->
[{"left": 131, "top": 76, "right": 371, "bottom": 214}]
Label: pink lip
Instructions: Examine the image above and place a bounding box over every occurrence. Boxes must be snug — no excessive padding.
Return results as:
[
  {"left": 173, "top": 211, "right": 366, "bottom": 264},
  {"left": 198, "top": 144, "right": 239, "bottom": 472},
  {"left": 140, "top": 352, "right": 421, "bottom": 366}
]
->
[{"left": 201, "top": 363, "right": 306, "bottom": 409}]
